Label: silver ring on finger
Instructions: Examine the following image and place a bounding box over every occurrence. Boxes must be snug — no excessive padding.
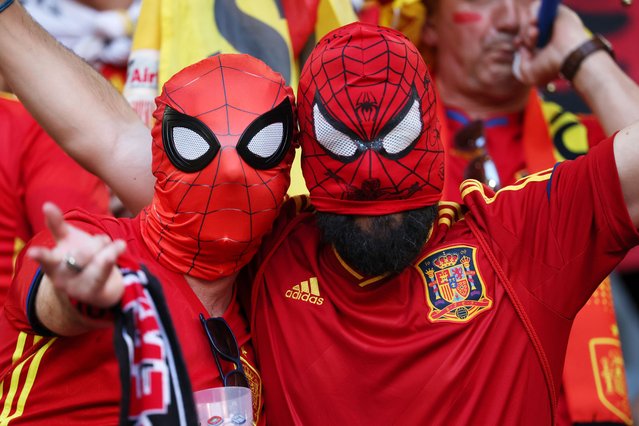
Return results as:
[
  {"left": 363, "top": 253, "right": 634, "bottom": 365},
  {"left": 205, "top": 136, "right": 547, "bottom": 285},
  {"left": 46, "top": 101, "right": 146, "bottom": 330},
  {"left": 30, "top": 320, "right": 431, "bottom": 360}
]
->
[{"left": 63, "top": 253, "right": 84, "bottom": 273}]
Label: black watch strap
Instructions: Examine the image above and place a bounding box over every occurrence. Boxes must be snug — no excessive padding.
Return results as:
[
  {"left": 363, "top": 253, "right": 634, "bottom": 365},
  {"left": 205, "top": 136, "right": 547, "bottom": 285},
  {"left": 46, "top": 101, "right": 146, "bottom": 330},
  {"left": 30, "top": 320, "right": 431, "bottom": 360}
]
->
[{"left": 560, "top": 34, "right": 614, "bottom": 82}]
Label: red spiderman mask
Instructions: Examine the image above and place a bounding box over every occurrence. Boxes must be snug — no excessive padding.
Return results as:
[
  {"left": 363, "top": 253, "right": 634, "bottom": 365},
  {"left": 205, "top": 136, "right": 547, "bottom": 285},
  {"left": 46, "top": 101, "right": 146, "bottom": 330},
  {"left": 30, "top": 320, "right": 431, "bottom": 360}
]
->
[
  {"left": 298, "top": 22, "right": 444, "bottom": 215},
  {"left": 140, "top": 54, "right": 295, "bottom": 280}
]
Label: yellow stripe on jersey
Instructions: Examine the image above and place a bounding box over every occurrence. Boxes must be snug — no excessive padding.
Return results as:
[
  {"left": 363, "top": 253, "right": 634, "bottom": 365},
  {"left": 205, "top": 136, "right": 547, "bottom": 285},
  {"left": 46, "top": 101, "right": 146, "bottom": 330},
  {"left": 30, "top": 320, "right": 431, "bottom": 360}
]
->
[
  {"left": 437, "top": 202, "right": 462, "bottom": 228},
  {"left": 437, "top": 205, "right": 461, "bottom": 228},
  {"left": 333, "top": 244, "right": 392, "bottom": 288},
  {"left": 0, "top": 335, "right": 57, "bottom": 424},
  {"left": 460, "top": 169, "right": 554, "bottom": 204},
  {"left": 439, "top": 201, "right": 462, "bottom": 218},
  {"left": 359, "top": 273, "right": 391, "bottom": 288},
  {"left": 438, "top": 215, "right": 453, "bottom": 228},
  {"left": 333, "top": 246, "right": 363, "bottom": 280},
  {"left": 0, "top": 92, "right": 17, "bottom": 102}
]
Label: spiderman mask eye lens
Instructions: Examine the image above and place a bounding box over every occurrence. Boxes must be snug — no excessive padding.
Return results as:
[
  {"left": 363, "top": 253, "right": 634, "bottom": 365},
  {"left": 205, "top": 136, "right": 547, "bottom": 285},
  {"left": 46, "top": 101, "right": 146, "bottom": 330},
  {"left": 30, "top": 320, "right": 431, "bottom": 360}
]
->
[
  {"left": 162, "top": 106, "right": 220, "bottom": 173},
  {"left": 246, "top": 122, "right": 284, "bottom": 158},
  {"left": 172, "top": 127, "right": 211, "bottom": 160},
  {"left": 379, "top": 92, "right": 423, "bottom": 159},
  {"left": 237, "top": 98, "right": 294, "bottom": 170},
  {"left": 313, "top": 102, "right": 361, "bottom": 163}
]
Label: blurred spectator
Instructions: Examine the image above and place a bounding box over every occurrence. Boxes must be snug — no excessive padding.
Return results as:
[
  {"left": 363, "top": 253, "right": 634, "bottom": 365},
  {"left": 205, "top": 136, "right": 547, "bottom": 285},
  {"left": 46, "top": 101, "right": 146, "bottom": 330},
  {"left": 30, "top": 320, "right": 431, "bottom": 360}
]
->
[
  {"left": 356, "top": 0, "right": 426, "bottom": 46},
  {"left": 0, "top": 74, "right": 110, "bottom": 302},
  {"left": 417, "top": 0, "right": 637, "bottom": 424},
  {"left": 21, "top": 0, "right": 142, "bottom": 219},
  {"left": 22, "top": 0, "right": 140, "bottom": 92}
]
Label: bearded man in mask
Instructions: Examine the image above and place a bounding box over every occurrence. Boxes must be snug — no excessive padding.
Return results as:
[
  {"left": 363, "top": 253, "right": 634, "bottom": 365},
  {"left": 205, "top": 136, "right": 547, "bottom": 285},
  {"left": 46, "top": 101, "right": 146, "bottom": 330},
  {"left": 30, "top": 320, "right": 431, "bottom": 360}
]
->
[{"left": 243, "top": 21, "right": 639, "bottom": 425}]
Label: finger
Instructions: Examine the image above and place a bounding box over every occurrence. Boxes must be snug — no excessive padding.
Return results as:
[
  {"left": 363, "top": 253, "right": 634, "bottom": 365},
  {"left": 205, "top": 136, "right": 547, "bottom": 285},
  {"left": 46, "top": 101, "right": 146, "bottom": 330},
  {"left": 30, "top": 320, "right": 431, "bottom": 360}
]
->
[
  {"left": 529, "top": 0, "right": 542, "bottom": 23},
  {"left": 28, "top": 248, "right": 78, "bottom": 293},
  {"left": 512, "top": 52, "right": 523, "bottom": 82},
  {"left": 77, "top": 241, "right": 126, "bottom": 307},
  {"left": 91, "top": 241, "right": 126, "bottom": 282},
  {"left": 58, "top": 234, "right": 112, "bottom": 273},
  {"left": 43, "top": 202, "right": 71, "bottom": 241},
  {"left": 28, "top": 246, "right": 63, "bottom": 273}
]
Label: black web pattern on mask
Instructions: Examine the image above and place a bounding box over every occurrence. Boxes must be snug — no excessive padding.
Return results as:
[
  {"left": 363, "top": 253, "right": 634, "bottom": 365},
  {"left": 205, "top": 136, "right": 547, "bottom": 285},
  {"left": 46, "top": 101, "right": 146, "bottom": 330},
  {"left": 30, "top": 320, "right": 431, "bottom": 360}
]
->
[
  {"left": 299, "top": 29, "right": 444, "bottom": 201},
  {"left": 150, "top": 55, "right": 288, "bottom": 274}
]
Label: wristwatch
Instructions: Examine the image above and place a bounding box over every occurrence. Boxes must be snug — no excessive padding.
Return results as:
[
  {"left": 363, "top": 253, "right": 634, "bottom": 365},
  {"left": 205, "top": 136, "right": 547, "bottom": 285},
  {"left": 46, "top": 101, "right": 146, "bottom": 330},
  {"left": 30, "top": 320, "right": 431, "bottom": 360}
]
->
[{"left": 560, "top": 33, "right": 615, "bottom": 82}]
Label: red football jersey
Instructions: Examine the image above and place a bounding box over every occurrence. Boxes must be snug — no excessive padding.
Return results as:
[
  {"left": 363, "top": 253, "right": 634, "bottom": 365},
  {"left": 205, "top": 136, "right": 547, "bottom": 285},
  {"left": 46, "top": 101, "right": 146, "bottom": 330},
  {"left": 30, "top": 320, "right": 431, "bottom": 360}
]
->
[
  {"left": 248, "top": 136, "right": 639, "bottom": 425},
  {"left": 0, "top": 94, "right": 110, "bottom": 299},
  {"left": 0, "top": 212, "right": 264, "bottom": 425},
  {"left": 441, "top": 103, "right": 633, "bottom": 424}
]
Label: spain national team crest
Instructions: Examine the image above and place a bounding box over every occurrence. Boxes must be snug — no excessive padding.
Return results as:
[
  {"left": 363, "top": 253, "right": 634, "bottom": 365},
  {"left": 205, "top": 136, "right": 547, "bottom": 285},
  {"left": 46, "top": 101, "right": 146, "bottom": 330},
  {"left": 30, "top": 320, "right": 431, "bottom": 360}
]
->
[
  {"left": 589, "top": 338, "right": 633, "bottom": 424},
  {"left": 417, "top": 245, "right": 492, "bottom": 323}
]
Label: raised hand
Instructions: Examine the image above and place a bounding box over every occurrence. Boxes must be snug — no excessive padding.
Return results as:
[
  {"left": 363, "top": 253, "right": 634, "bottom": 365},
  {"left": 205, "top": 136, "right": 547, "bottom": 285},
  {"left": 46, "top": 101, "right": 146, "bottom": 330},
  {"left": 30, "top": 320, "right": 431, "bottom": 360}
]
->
[
  {"left": 27, "top": 202, "right": 126, "bottom": 311},
  {"left": 513, "top": 2, "right": 590, "bottom": 86}
]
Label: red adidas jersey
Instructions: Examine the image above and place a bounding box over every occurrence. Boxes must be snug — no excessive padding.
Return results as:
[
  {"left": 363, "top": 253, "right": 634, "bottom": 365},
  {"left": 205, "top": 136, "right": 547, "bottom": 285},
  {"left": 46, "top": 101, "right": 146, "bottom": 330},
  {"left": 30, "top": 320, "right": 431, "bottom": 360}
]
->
[
  {"left": 248, "top": 135, "right": 639, "bottom": 425},
  {"left": 0, "top": 95, "right": 109, "bottom": 299},
  {"left": 0, "top": 212, "right": 264, "bottom": 425},
  {"left": 442, "top": 105, "right": 633, "bottom": 424}
]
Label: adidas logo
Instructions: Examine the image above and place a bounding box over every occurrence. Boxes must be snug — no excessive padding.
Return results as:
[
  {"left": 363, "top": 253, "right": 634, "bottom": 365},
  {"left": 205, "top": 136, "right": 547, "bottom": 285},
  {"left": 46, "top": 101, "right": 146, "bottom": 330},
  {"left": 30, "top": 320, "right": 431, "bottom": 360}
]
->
[{"left": 285, "top": 277, "right": 324, "bottom": 305}]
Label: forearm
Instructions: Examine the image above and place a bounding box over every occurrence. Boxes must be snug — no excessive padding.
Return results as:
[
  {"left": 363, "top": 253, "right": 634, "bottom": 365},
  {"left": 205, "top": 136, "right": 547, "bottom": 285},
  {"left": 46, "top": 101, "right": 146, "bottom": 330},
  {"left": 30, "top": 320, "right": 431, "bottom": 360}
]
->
[
  {"left": 573, "top": 50, "right": 639, "bottom": 136},
  {"left": 0, "top": 2, "right": 154, "bottom": 213},
  {"left": 613, "top": 123, "right": 639, "bottom": 227},
  {"left": 35, "top": 272, "right": 121, "bottom": 336}
]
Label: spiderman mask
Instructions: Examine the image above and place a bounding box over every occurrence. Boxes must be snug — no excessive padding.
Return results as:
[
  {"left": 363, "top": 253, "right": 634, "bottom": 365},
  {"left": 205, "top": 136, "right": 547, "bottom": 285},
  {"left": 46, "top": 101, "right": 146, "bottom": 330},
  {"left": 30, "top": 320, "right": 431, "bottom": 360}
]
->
[
  {"left": 141, "top": 54, "right": 295, "bottom": 280},
  {"left": 298, "top": 22, "right": 444, "bottom": 215}
]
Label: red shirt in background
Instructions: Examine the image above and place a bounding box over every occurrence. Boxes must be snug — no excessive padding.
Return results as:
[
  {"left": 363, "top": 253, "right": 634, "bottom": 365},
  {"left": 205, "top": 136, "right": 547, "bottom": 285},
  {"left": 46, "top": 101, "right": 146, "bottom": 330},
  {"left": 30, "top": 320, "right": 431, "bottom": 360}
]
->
[{"left": 0, "top": 94, "right": 110, "bottom": 299}]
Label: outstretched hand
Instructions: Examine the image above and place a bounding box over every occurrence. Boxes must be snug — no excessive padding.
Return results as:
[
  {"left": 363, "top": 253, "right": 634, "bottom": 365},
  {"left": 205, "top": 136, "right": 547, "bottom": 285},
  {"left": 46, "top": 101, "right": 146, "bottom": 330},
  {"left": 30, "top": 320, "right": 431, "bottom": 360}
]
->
[
  {"left": 27, "top": 202, "right": 126, "bottom": 309},
  {"left": 513, "top": 1, "right": 590, "bottom": 86}
]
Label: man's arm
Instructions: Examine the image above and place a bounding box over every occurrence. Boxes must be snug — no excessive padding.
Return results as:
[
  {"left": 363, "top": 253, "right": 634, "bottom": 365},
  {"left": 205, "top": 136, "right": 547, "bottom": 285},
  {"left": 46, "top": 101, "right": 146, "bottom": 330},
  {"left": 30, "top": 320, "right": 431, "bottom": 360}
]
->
[
  {"left": 613, "top": 124, "right": 639, "bottom": 227},
  {"left": 516, "top": 3, "right": 639, "bottom": 136},
  {"left": 0, "top": 1, "right": 154, "bottom": 213},
  {"left": 515, "top": 3, "right": 639, "bottom": 226},
  {"left": 27, "top": 203, "right": 126, "bottom": 336}
]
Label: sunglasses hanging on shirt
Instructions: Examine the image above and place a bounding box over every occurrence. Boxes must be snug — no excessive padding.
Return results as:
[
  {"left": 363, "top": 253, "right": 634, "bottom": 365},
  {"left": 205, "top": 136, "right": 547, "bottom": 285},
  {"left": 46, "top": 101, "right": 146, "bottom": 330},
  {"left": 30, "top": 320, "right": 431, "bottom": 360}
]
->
[
  {"left": 199, "top": 313, "right": 250, "bottom": 388},
  {"left": 453, "top": 120, "right": 501, "bottom": 191}
]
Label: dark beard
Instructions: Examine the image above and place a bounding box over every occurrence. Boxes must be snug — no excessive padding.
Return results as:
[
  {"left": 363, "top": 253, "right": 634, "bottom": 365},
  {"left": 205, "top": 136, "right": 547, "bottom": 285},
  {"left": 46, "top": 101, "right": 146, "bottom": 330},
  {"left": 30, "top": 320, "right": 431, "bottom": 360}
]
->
[{"left": 316, "top": 206, "right": 438, "bottom": 276}]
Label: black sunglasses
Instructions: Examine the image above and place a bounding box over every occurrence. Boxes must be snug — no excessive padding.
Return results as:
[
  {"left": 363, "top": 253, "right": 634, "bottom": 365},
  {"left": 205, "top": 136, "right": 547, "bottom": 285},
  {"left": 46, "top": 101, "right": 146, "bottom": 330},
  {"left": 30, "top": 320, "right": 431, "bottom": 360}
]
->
[
  {"left": 199, "top": 313, "right": 250, "bottom": 388},
  {"left": 453, "top": 120, "right": 501, "bottom": 190}
]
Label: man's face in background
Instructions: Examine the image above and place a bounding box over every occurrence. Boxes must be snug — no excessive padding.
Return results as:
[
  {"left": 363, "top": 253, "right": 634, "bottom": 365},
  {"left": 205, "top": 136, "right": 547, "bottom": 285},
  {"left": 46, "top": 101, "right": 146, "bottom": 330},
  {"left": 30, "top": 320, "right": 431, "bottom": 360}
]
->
[{"left": 422, "top": 0, "right": 533, "bottom": 106}]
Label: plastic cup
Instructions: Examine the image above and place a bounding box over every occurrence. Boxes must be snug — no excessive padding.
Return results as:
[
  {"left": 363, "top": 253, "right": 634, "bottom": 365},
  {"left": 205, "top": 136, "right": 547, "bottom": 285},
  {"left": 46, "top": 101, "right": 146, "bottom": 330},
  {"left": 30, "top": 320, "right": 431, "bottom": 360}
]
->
[{"left": 194, "top": 386, "right": 252, "bottom": 426}]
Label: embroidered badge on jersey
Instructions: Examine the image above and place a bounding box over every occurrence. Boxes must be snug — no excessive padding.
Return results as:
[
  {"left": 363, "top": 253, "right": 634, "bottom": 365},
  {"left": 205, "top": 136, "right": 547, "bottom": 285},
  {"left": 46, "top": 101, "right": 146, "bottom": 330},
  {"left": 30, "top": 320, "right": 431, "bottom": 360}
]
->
[
  {"left": 240, "top": 349, "right": 263, "bottom": 424},
  {"left": 417, "top": 245, "right": 492, "bottom": 323}
]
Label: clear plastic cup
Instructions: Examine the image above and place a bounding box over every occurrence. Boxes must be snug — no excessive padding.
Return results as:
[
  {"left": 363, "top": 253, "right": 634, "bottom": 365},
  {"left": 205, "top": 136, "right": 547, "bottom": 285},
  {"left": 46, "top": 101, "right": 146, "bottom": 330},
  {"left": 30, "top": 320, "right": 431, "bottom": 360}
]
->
[{"left": 194, "top": 386, "right": 252, "bottom": 426}]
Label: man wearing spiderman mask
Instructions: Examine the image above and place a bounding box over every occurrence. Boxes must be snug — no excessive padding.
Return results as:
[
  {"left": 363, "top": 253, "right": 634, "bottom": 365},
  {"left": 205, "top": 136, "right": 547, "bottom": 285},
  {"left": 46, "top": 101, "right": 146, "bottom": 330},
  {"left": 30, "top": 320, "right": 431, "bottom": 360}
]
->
[
  {"left": 241, "top": 20, "right": 639, "bottom": 424},
  {"left": 0, "top": 28, "right": 294, "bottom": 424}
]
